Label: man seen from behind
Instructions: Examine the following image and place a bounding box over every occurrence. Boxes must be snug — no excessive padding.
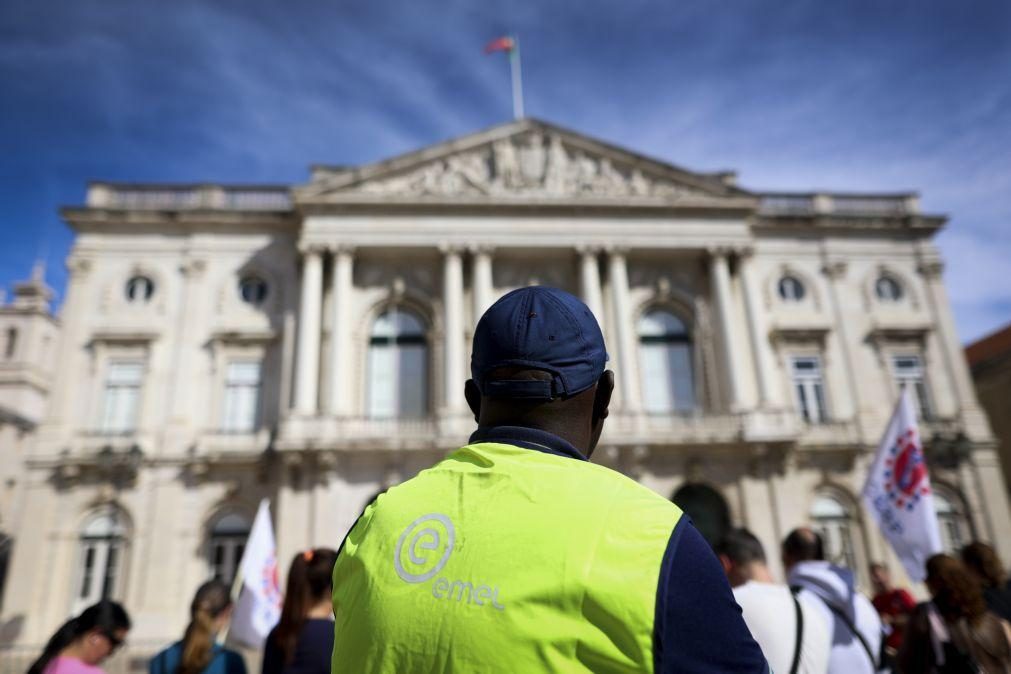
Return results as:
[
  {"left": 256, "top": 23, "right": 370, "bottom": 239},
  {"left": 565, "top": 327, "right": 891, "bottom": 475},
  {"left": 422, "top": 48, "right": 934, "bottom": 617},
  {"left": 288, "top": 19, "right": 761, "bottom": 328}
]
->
[{"left": 331, "top": 286, "right": 767, "bottom": 673}]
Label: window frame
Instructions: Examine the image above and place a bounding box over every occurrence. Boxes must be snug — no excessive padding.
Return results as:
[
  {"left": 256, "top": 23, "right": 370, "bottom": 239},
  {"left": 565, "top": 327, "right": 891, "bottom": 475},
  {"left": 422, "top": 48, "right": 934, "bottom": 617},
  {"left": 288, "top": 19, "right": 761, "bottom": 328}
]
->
[
  {"left": 73, "top": 509, "right": 127, "bottom": 615},
  {"left": 891, "top": 353, "right": 932, "bottom": 420},
  {"left": 124, "top": 275, "right": 156, "bottom": 304},
  {"left": 98, "top": 360, "right": 145, "bottom": 435},
  {"left": 875, "top": 275, "right": 903, "bottom": 302},
  {"left": 777, "top": 275, "right": 806, "bottom": 302},
  {"left": 637, "top": 307, "right": 696, "bottom": 414},
  {"left": 220, "top": 360, "right": 262, "bottom": 433},
  {"left": 366, "top": 307, "right": 430, "bottom": 419},
  {"left": 207, "top": 512, "right": 251, "bottom": 585},
  {"left": 810, "top": 492, "right": 860, "bottom": 574},
  {"left": 790, "top": 355, "right": 829, "bottom": 424}
]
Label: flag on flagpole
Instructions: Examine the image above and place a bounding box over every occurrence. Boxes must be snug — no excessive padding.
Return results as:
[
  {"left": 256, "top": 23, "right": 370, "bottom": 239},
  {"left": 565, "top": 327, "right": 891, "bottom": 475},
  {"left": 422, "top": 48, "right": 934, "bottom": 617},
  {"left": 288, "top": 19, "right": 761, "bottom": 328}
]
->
[
  {"left": 862, "top": 390, "right": 942, "bottom": 581},
  {"left": 483, "top": 36, "right": 515, "bottom": 54},
  {"left": 228, "top": 499, "right": 282, "bottom": 647},
  {"left": 483, "top": 35, "right": 524, "bottom": 119}
]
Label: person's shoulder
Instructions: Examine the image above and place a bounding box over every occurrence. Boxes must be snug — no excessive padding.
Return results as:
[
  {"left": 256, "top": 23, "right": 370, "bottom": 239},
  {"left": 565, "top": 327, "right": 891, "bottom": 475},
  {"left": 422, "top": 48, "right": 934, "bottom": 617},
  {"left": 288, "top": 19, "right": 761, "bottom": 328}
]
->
[{"left": 219, "top": 647, "right": 247, "bottom": 674}]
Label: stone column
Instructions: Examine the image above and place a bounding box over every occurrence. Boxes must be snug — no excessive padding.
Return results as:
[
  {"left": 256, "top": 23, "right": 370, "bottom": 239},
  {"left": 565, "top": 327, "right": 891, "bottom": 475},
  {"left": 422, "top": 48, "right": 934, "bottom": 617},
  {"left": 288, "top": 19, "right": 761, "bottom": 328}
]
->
[
  {"left": 709, "top": 249, "right": 744, "bottom": 411},
  {"left": 327, "top": 246, "right": 354, "bottom": 416},
  {"left": 294, "top": 247, "right": 323, "bottom": 415},
  {"left": 822, "top": 260, "right": 859, "bottom": 423},
  {"left": 579, "top": 246, "right": 605, "bottom": 327},
  {"left": 738, "top": 250, "right": 776, "bottom": 407},
  {"left": 442, "top": 246, "right": 466, "bottom": 412},
  {"left": 607, "top": 248, "right": 641, "bottom": 412},
  {"left": 471, "top": 246, "right": 494, "bottom": 322}
]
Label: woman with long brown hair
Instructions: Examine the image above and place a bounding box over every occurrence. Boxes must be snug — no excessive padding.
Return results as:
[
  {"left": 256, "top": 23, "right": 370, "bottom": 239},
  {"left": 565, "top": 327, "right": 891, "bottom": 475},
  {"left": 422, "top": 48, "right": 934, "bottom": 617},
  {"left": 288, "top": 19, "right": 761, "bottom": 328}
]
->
[
  {"left": 149, "top": 580, "right": 246, "bottom": 674},
  {"left": 28, "top": 600, "right": 131, "bottom": 674},
  {"left": 963, "top": 542, "right": 1011, "bottom": 623},
  {"left": 899, "top": 554, "right": 1011, "bottom": 673},
  {"left": 262, "top": 548, "right": 338, "bottom": 674}
]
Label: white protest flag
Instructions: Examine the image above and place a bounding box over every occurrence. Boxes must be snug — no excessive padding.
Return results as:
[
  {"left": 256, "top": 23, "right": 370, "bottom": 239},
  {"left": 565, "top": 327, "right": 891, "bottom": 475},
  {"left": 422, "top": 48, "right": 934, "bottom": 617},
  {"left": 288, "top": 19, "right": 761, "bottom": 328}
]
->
[
  {"left": 229, "top": 499, "right": 282, "bottom": 647},
  {"left": 862, "top": 389, "right": 942, "bottom": 581}
]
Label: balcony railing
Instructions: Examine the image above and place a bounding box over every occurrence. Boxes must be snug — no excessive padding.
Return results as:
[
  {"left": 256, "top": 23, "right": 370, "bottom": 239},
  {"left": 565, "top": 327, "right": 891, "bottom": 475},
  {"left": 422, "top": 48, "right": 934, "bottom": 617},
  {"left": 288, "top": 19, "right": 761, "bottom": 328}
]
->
[
  {"left": 86, "top": 184, "right": 292, "bottom": 210},
  {"left": 759, "top": 193, "right": 918, "bottom": 217}
]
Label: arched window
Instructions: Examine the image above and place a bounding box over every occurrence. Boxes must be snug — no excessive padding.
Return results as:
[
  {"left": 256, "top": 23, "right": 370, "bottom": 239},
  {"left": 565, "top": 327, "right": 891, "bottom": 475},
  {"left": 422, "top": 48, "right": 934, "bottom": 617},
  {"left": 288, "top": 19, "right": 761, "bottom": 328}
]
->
[
  {"left": 778, "top": 275, "right": 806, "bottom": 302},
  {"left": 125, "top": 275, "right": 155, "bottom": 303},
  {"left": 811, "top": 493, "right": 858, "bottom": 572},
  {"left": 934, "top": 491, "right": 968, "bottom": 554},
  {"left": 672, "top": 483, "right": 730, "bottom": 546},
  {"left": 638, "top": 309, "right": 695, "bottom": 413},
  {"left": 74, "top": 509, "right": 127, "bottom": 613},
  {"left": 208, "top": 513, "right": 250, "bottom": 584},
  {"left": 875, "top": 275, "right": 903, "bottom": 302},
  {"left": 367, "top": 308, "right": 428, "bottom": 418}
]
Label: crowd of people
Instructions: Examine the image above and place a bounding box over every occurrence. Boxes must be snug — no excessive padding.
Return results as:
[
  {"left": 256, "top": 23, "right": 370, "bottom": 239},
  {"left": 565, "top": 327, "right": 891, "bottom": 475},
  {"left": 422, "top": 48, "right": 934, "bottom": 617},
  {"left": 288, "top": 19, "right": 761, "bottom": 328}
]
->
[
  {"left": 717, "top": 528, "right": 1011, "bottom": 673},
  {"left": 22, "top": 287, "right": 1011, "bottom": 673},
  {"left": 26, "top": 547, "right": 338, "bottom": 674}
]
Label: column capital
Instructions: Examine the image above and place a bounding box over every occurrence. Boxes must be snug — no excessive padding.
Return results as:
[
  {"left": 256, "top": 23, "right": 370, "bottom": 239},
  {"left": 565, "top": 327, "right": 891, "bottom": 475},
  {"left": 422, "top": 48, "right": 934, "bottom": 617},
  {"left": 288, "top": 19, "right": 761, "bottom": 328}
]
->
[
  {"left": 575, "top": 243, "right": 604, "bottom": 256},
  {"left": 918, "top": 259, "right": 945, "bottom": 279},
  {"left": 736, "top": 245, "right": 757, "bottom": 260},
  {"left": 603, "top": 244, "right": 630, "bottom": 257},
  {"left": 298, "top": 243, "right": 327, "bottom": 256},
  {"left": 179, "top": 259, "right": 207, "bottom": 278},
  {"left": 706, "top": 245, "right": 736, "bottom": 259},
  {"left": 467, "top": 243, "right": 495, "bottom": 256},
  {"left": 327, "top": 243, "right": 357, "bottom": 256},
  {"left": 821, "top": 260, "right": 848, "bottom": 279},
  {"left": 438, "top": 242, "right": 466, "bottom": 255}
]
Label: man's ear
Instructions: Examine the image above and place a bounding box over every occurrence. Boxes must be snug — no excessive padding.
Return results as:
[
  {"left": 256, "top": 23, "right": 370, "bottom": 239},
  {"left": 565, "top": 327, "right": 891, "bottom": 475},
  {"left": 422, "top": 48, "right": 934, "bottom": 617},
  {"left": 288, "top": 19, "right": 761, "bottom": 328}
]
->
[
  {"left": 464, "top": 379, "right": 481, "bottom": 422},
  {"left": 718, "top": 554, "right": 733, "bottom": 576},
  {"left": 592, "top": 370, "right": 614, "bottom": 423}
]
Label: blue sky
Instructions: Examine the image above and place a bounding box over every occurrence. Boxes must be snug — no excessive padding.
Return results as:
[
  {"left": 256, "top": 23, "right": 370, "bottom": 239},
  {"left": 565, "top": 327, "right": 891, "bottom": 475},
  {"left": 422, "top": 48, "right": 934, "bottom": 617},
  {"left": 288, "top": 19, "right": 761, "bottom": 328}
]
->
[{"left": 2, "top": 0, "right": 1009, "bottom": 342}]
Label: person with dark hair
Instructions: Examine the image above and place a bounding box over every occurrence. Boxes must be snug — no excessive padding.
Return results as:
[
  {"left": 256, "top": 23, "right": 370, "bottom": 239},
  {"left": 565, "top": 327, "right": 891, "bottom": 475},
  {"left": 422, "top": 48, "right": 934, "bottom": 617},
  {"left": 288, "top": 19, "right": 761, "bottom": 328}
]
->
[
  {"left": 331, "top": 287, "right": 768, "bottom": 673},
  {"left": 899, "top": 554, "right": 1011, "bottom": 673},
  {"left": 782, "top": 527, "right": 883, "bottom": 674},
  {"left": 716, "top": 528, "right": 830, "bottom": 674},
  {"left": 870, "top": 562, "right": 916, "bottom": 657},
  {"left": 28, "top": 601, "right": 131, "bottom": 674},
  {"left": 962, "top": 542, "right": 1011, "bottom": 622},
  {"left": 262, "top": 548, "right": 338, "bottom": 674},
  {"left": 149, "top": 580, "right": 246, "bottom": 674}
]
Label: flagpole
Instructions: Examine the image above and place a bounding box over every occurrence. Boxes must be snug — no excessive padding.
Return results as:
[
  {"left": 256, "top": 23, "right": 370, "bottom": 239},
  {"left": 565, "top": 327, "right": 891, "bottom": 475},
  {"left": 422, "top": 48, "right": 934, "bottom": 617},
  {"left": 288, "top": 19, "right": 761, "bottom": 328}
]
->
[
  {"left": 510, "top": 36, "right": 524, "bottom": 119},
  {"left": 219, "top": 498, "right": 267, "bottom": 645}
]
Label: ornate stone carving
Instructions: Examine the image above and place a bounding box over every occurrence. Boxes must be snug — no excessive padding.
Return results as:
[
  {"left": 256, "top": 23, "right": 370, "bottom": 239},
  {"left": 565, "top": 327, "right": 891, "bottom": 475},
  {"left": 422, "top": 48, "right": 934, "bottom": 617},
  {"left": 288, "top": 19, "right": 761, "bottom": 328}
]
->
[{"left": 352, "top": 132, "right": 718, "bottom": 202}]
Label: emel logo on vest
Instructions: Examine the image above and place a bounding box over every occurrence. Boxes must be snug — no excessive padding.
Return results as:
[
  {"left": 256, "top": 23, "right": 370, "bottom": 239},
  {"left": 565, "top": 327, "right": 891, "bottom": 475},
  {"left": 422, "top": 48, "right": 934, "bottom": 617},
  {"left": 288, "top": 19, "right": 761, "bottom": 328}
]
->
[
  {"left": 393, "top": 513, "right": 505, "bottom": 611},
  {"left": 394, "top": 513, "right": 455, "bottom": 583}
]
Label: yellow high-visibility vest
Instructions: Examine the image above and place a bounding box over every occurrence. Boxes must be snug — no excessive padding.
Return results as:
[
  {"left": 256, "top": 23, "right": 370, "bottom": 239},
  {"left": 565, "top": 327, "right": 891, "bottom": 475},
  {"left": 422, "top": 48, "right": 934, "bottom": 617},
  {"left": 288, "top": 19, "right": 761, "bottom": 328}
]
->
[{"left": 332, "top": 441, "right": 682, "bottom": 673}]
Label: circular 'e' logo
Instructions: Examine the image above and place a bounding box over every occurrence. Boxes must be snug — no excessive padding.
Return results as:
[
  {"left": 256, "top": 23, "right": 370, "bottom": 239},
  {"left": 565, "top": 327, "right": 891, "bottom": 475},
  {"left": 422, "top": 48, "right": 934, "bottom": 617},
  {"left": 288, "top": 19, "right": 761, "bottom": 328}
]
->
[{"left": 394, "top": 513, "right": 455, "bottom": 583}]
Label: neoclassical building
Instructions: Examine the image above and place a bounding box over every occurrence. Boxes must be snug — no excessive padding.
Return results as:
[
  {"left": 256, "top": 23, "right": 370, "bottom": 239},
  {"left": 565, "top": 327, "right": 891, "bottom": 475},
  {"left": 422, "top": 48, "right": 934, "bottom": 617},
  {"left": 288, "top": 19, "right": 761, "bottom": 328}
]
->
[{"left": 2, "top": 118, "right": 1008, "bottom": 650}]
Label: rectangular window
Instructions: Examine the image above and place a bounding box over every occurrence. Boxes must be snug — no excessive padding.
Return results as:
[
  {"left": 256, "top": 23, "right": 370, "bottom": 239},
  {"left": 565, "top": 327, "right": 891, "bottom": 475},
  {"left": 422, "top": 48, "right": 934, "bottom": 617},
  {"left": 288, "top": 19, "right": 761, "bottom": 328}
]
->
[
  {"left": 791, "top": 356, "right": 827, "bottom": 424},
  {"left": 222, "top": 361, "right": 261, "bottom": 433},
  {"left": 100, "top": 362, "right": 144, "bottom": 434},
  {"left": 892, "top": 355, "right": 931, "bottom": 420}
]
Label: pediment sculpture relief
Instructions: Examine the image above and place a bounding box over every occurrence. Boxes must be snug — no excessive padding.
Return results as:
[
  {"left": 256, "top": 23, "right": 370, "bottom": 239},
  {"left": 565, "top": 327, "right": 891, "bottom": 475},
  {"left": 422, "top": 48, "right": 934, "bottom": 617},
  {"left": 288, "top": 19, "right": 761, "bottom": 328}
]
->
[{"left": 353, "top": 133, "right": 716, "bottom": 201}]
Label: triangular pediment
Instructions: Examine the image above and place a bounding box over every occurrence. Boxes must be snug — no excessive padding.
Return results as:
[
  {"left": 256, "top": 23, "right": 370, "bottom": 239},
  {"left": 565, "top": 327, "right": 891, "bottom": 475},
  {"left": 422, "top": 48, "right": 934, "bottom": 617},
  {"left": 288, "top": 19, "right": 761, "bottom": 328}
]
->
[{"left": 296, "top": 119, "right": 756, "bottom": 209}]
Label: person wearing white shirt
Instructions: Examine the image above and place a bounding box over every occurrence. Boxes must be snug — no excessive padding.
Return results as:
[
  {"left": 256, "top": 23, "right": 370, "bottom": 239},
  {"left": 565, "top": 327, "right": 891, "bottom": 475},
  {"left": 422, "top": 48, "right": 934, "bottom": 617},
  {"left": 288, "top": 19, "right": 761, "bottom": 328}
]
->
[
  {"left": 717, "top": 528, "right": 831, "bottom": 674},
  {"left": 782, "top": 527, "right": 884, "bottom": 674}
]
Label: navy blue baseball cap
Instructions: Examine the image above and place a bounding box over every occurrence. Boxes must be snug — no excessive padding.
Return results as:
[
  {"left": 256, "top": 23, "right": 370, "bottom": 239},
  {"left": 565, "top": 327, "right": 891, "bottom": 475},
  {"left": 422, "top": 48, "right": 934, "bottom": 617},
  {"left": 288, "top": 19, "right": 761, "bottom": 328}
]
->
[{"left": 471, "top": 286, "right": 608, "bottom": 400}]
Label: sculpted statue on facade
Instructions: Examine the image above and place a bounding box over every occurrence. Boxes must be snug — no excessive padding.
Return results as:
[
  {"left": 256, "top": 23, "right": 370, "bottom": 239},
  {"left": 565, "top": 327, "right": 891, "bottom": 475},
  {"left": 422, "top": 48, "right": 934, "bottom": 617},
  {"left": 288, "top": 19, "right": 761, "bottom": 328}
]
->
[{"left": 349, "top": 131, "right": 713, "bottom": 202}]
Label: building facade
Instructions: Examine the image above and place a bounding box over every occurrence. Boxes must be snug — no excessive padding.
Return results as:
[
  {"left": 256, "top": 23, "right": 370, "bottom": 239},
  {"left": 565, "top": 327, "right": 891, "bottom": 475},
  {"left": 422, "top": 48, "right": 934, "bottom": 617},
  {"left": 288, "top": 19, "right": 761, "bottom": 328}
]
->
[
  {"left": 967, "top": 323, "right": 1011, "bottom": 496},
  {"left": 2, "top": 118, "right": 1008, "bottom": 648}
]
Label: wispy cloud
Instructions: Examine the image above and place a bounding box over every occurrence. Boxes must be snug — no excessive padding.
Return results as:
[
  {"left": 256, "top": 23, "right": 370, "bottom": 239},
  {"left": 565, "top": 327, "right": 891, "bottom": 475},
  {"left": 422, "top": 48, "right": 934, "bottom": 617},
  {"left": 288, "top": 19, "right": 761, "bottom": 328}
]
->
[{"left": 1, "top": 0, "right": 1009, "bottom": 341}]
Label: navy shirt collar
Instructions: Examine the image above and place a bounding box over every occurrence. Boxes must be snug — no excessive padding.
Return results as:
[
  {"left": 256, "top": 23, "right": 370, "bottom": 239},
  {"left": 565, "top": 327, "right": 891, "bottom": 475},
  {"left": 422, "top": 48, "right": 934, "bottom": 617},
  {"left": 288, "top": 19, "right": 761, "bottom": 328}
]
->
[{"left": 468, "top": 425, "right": 588, "bottom": 461}]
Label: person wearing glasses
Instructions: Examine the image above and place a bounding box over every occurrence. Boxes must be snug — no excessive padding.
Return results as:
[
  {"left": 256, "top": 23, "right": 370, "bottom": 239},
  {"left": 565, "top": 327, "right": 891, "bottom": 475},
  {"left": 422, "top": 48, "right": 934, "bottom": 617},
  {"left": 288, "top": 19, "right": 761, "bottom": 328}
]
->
[
  {"left": 149, "top": 580, "right": 246, "bottom": 674},
  {"left": 28, "top": 600, "right": 131, "bottom": 674}
]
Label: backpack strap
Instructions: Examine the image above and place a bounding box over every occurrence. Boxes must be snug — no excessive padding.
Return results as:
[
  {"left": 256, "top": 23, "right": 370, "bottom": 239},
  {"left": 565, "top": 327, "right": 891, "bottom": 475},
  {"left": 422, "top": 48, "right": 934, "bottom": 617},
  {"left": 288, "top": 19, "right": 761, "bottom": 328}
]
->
[
  {"left": 825, "top": 600, "right": 878, "bottom": 670},
  {"left": 789, "top": 586, "right": 805, "bottom": 674}
]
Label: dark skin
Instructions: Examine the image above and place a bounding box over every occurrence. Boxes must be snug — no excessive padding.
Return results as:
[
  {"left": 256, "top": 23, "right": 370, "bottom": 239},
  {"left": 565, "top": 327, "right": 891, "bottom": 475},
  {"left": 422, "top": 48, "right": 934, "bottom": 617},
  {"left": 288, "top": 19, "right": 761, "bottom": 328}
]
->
[{"left": 464, "top": 368, "right": 615, "bottom": 458}]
